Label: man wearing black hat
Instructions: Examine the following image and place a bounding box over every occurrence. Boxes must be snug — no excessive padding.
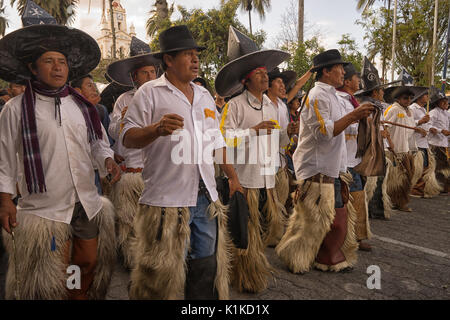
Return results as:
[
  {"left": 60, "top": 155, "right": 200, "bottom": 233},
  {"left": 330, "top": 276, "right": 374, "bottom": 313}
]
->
[
  {"left": 0, "top": 3, "right": 120, "bottom": 300},
  {"left": 336, "top": 63, "right": 372, "bottom": 252},
  {"left": 216, "top": 26, "right": 290, "bottom": 293},
  {"left": 276, "top": 49, "right": 373, "bottom": 274},
  {"left": 106, "top": 37, "right": 160, "bottom": 270},
  {"left": 266, "top": 68, "right": 299, "bottom": 219},
  {"left": 410, "top": 89, "right": 442, "bottom": 198},
  {"left": 122, "top": 25, "right": 242, "bottom": 300},
  {"left": 383, "top": 85, "right": 428, "bottom": 212},
  {"left": 428, "top": 90, "right": 450, "bottom": 193}
]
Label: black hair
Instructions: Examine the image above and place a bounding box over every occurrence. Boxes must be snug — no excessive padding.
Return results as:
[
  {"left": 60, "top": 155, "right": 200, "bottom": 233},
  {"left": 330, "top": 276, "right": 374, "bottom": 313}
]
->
[
  {"left": 316, "top": 65, "right": 334, "bottom": 81},
  {"left": 162, "top": 51, "right": 181, "bottom": 71},
  {"left": 70, "top": 74, "right": 93, "bottom": 89}
]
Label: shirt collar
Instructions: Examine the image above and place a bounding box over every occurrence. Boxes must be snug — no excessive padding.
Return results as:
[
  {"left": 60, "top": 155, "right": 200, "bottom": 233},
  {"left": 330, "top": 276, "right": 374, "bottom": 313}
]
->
[
  {"left": 316, "top": 81, "right": 337, "bottom": 94},
  {"left": 243, "top": 90, "right": 271, "bottom": 109}
]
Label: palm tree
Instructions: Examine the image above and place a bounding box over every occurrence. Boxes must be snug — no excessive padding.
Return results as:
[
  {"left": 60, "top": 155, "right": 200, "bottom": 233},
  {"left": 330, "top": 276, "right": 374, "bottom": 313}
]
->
[
  {"left": 146, "top": 0, "right": 174, "bottom": 38},
  {"left": 0, "top": 0, "right": 8, "bottom": 36},
  {"left": 11, "top": 0, "right": 78, "bottom": 25},
  {"left": 298, "top": 0, "right": 303, "bottom": 43},
  {"left": 238, "top": 0, "right": 271, "bottom": 35}
]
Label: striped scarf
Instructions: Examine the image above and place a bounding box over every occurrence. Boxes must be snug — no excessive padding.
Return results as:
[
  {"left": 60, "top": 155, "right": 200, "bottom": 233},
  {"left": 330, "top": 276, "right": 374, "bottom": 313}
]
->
[{"left": 21, "top": 80, "right": 103, "bottom": 194}]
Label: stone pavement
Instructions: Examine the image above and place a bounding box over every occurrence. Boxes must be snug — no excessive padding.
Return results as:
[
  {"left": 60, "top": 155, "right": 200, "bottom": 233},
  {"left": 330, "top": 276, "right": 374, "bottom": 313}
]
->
[
  {"left": 105, "top": 194, "right": 449, "bottom": 300},
  {"left": 1, "top": 195, "right": 448, "bottom": 300}
]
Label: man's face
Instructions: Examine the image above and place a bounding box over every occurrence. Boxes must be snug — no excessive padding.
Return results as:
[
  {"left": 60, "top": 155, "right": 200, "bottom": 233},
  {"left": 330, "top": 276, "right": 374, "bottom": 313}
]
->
[
  {"left": 397, "top": 93, "right": 413, "bottom": 108},
  {"left": 78, "top": 77, "right": 100, "bottom": 105},
  {"left": 289, "top": 97, "right": 300, "bottom": 111},
  {"left": 165, "top": 49, "right": 200, "bottom": 82},
  {"left": 268, "top": 77, "right": 286, "bottom": 99},
  {"left": 345, "top": 74, "right": 360, "bottom": 93},
  {"left": 8, "top": 84, "right": 26, "bottom": 97},
  {"left": 417, "top": 94, "right": 429, "bottom": 106},
  {"left": 325, "top": 64, "right": 345, "bottom": 88},
  {"left": 29, "top": 51, "right": 69, "bottom": 89},
  {"left": 246, "top": 67, "right": 269, "bottom": 93},
  {"left": 133, "top": 65, "right": 157, "bottom": 87},
  {"left": 437, "top": 98, "right": 449, "bottom": 111}
]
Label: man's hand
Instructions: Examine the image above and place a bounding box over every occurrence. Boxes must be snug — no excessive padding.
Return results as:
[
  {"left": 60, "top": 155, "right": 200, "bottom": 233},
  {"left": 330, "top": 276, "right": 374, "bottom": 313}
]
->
[
  {"left": 430, "top": 128, "right": 438, "bottom": 135},
  {"left": 0, "top": 196, "right": 17, "bottom": 234},
  {"left": 251, "top": 121, "right": 277, "bottom": 135},
  {"left": 114, "top": 153, "right": 125, "bottom": 164},
  {"left": 228, "top": 177, "right": 244, "bottom": 198},
  {"left": 380, "top": 130, "right": 390, "bottom": 139},
  {"left": 442, "top": 129, "right": 450, "bottom": 136},
  {"left": 105, "top": 157, "right": 121, "bottom": 185},
  {"left": 287, "top": 121, "right": 299, "bottom": 136},
  {"left": 418, "top": 114, "right": 430, "bottom": 125},
  {"left": 415, "top": 127, "right": 427, "bottom": 137},
  {"left": 351, "top": 103, "right": 375, "bottom": 121},
  {"left": 156, "top": 114, "right": 184, "bottom": 136}
]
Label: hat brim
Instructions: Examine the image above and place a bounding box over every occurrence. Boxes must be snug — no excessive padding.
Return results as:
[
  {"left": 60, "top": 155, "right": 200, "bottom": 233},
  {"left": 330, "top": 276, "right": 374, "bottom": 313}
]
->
[
  {"left": 0, "top": 25, "right": 100, "bottom": 83},
  {"left": 411, "top": 87, "right": 429, "bottom": 103},
  {"left": 310, "top": 59, "right": 350, "bottom": 72},
  {"left": 153, "top": 46, "right": 206, "bottom": 59},
  {"left": 355, "top": 80, "right": 401, "bottom": 97},
  {"left": 383, "top": 85, "right": 424, "bottom": 104},
  {"left": 106, "top": 53, "right": 162, "bottom": 87},
  {"left": 215, "top": 50, "right": 290, "bottom": 97},
  {"left": 100, "top": 82, "right": 133, "bottom": 113}
]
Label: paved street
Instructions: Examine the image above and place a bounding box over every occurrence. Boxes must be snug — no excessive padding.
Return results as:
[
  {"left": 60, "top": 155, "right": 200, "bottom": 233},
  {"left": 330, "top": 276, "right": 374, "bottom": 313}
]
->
[{"left": 1, "top": 195, "right": 449, "bottom": 300}]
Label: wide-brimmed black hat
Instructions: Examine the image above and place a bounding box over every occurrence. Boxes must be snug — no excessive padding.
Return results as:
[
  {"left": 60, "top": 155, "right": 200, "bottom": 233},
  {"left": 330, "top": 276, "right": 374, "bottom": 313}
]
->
[
  {"left": 310, "top": 49, "right": 349, "bottom": 72},
  {"left": 411, "top": 87, "right": 429, "bottom": 103},
  {"left": 215, "top": 26, "right": 289, "bottom": 97},
  {"left": 153, "top": 25, "right": 205, "bottom": 59},
  {"left": 428, "top": 88, "right": 447, "bottom": 109},
  {"left": 268, "top": 67, "right": 297, "bottom": 89},
  {"left": 0, "top": 1, "right": 100, "bottom": 84},
  {"left": 106, "top": 36, "right": 161, "bottom": 87}
]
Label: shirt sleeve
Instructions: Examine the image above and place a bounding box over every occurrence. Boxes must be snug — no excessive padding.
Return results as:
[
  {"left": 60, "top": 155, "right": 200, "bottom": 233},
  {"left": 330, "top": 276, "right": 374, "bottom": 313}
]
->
[
  {"left": 108, "top": 97, "right": 126, "bottom": 142},
  {"left": 219, "top": 100, "right": 252, "bottom": 148},
  {"left": 120, "top": 87, "right": 153, "bottom": 145},
  {"left": 302, "top": 95, "right": 334, "bottom": 141},
  {"left": 0, "top": 102, "right": 20, "bottom": 196},
  {"left": 90, "top": 124, "right": 115, "bottom": 177}
]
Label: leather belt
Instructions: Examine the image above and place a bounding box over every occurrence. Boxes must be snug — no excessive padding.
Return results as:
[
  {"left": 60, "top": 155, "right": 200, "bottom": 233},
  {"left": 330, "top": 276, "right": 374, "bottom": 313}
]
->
[
  {"left": 306, "top": 173, "right": 335, "bottom": 184},
  {"left": 124, "top": 167, "right": 143, "bottom": 173}
]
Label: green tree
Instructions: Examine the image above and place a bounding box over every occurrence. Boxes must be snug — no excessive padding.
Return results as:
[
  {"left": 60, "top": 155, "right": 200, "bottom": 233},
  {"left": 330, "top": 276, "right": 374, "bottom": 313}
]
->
[
  {"left": 337, "top": 34, "right": 363, "bottom": 72},
  {"left": 149, "top": 0, "right": 266, "bottom": 88},
  {"left": 357, "top": 0, "right": 449, "bottom": 86},
  {"left": 146, "top": 0, "right": 174, "bottom": 38},
  {"left": 282, "top": 36, "right": 325, "bottom": 78},
  {"left": 235, "top": 0, "right": 271, "bottom": 35},
  {"left": 0, "top": 0, "right": 8, "bottom": 36},
  {"left": 11, "top": 0, "right": 78, "bottom": 25}
]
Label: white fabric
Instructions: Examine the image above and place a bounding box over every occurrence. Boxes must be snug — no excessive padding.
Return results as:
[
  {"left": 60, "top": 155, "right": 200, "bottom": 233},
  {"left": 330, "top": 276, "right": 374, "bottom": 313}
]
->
[
  {"left": 270, "top": 97, "right": 290, "bottom": 169},
  {"left": 0, "top": 93, "right": 113, "bottom": 224},
  {"left": 337, "top": 91, "right": 361, "bottom": 167},
  {"left": 428, "top": 107, "right": 449, "bottom": 147},
  {"left": 293, "top": 81, "right": 347, "bottom": 180},
  {"left": 109, "top": 89, "right": 144, "bottom": 169},
  {"left": 384, "top": 102, "right": 417, "bottom": 153},
  {"left": 121, "top": 74, "right": 225, "bottom": 207},
  {"left": 409, "top": 102, "right": 430, "bottom": 149},
  {"left": 220, "top": 90, "right": 289, "bottom": 189}
]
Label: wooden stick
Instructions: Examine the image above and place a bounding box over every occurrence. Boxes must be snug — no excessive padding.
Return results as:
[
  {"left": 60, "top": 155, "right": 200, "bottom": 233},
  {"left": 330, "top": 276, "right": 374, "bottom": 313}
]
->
[{"left": 381, "top": 120, "right": 422, "bottom": 131}]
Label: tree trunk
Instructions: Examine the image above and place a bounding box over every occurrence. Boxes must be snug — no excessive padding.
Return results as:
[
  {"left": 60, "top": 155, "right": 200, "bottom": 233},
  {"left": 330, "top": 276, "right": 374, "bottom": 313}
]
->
[
  {"left": 248, "top": 10, "right": 252, "bottom": 35},
  {"left": 109, "top": 0, "right": 117, "bottom": 59},
  {"left": 298, "top": 0, "right": 304, "bottom": 43}
]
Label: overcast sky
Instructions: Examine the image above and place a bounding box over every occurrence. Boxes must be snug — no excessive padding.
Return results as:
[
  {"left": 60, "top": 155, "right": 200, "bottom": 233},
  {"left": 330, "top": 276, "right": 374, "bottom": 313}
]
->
[{"left": 3, "top": 0, "right": 380, "bottom": 55}]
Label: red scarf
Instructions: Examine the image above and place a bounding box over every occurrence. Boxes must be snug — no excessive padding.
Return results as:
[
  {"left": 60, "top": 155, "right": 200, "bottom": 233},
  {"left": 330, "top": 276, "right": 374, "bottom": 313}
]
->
[{"left": 337, "top": 88, "right": 359, "bottom": 108}]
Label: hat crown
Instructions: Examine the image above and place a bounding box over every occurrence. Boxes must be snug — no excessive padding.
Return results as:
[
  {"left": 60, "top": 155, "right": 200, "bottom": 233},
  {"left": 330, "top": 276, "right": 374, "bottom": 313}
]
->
[
  {"left": 227, "top": 26, "right": 259, "bottom": 61},
  {"left": 343, "top": 63, "right": 359, "bottom": 80},
  {"left": 22, "top": 0, "right": 57, "bottom": 26},
  {"left": 397, "top": 68, "right": 414, "bottom": 86},
  {"left": 158, "top": 25, "right": 200, "bottom": 53},
  {"left": 312, "top": 49, "right": 341, "bottom": 68},
  {"left": 130, "top": 36, "right": 151, "bottom": 56},
  {"left": 360, "top": 56, "right": 382, "bottom": 91}
]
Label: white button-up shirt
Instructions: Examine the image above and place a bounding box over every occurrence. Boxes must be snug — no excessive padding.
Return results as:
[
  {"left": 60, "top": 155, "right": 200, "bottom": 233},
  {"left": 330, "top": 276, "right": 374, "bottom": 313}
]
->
[
  {"left": 384, "top": 102, "right": 417, "bottom": 153},
  {"left": 109, "top": 89, "right": 144, "bottom": 169},
  {"left": 428, "top": 107, "right": 449, "bottom": 147},
  {"left": 220, "top": 90, "right": 288, "bottom": 189},
  {"left": 337, "top": 90, "right": 361, "bottom": 168},
  {"left": 270, "top": 97, "right": 290, "bottom": 168},
  {"left": 293, "top": 81, "right": 347, "bottom": 180},
  {"left": 409, "top": 102, "right": 430, "bottom": 149},
  {"left": 0, "top": 93, "right": 114, "bottom": 223},
  {"left": 121, "top": 74, "right": 225, "bottom": 207}
]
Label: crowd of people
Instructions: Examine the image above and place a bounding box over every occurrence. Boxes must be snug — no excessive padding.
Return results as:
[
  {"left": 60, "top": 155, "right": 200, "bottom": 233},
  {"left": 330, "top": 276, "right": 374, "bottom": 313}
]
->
[{"left": 0, "top": 1, "right": 448, "bottom": 300}]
